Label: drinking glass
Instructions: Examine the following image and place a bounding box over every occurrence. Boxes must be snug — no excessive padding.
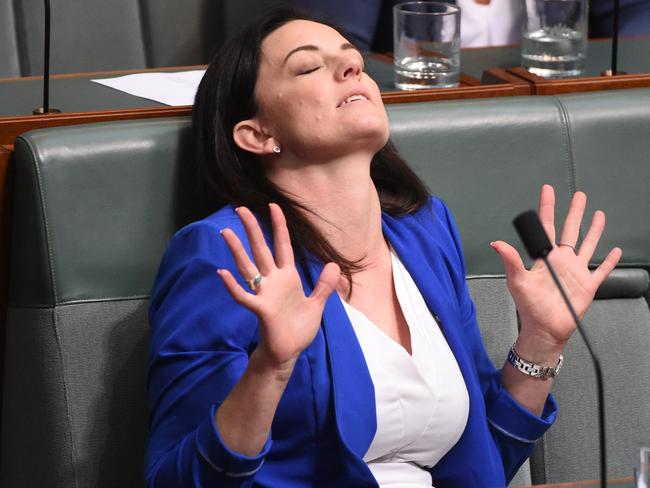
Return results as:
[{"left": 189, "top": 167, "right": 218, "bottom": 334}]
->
[
  {"left": 636, "top": 446, "right": 650, "bottom": 488},
  {"left": 393, "top": 1, "right": 460, "bottom": 89},
  {"left": 521, "top": 0, "right": 588, "bottom": 78}
]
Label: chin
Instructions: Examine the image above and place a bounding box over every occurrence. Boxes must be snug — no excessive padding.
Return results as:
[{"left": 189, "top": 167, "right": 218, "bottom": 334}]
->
[{"left": 352, "top": 116, "right": 390, "bottom": 149}]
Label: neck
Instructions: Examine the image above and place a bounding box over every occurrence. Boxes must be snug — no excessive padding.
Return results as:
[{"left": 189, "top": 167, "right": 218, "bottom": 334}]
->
[{"left": 267, "top": 151, "right": 386, "bottom": 264}]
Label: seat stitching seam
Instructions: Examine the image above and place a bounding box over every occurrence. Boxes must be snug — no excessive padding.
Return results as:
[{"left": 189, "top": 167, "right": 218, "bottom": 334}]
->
[
  {"left": 553, "top": 98, "right": 578, "bottom": 195},
  {"left": 51, "top": 307, "right": 80, "bottom": 487}
]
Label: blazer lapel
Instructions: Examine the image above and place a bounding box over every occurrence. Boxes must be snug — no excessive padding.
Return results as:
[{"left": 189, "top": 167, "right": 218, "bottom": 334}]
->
[
  {"left": 297, "top": 206, "right": 481, "bottom": 477},
  {"left": 382, "top": 212, "right": 481, "bottom": 395},
  {"left": 303, "top": 260, "right": 377, "bottom": 460}
]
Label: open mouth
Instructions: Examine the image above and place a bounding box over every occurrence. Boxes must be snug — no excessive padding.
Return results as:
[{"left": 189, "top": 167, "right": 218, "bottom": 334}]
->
[{"left": 338, "top": 94, "right": 368, "bottom": 107}]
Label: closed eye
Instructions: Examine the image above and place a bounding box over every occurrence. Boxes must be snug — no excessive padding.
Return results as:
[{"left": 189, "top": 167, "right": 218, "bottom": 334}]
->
[{"left": 299, "top": 66, "right": 322, "bottom": 75}]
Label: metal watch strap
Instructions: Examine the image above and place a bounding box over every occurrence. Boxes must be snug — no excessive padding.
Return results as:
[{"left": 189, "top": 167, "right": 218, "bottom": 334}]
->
[{"left": 507, "top": 343, "right": 563, "bottom": 379}]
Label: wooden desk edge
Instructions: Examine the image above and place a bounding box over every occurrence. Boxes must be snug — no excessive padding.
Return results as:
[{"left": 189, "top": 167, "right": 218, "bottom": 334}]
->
[
  {"left": 382, "top": 83, "right": 527, "bottom": 103},
  {"left": 508, "top": 67, "right": 650, "bottom": 95},
  {"left": 0, "top": 106, "right": 191, "bottom": 146}
]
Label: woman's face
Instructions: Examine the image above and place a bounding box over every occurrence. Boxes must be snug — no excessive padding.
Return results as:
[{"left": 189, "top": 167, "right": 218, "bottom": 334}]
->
[{"left": 252, "top": 20, "right": 389, "bottom": 161}]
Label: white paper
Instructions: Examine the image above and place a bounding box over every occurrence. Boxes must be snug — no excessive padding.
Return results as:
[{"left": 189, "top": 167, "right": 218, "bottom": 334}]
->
[{"left": 91, "top": 70, "right": 206, "bottom": 106}]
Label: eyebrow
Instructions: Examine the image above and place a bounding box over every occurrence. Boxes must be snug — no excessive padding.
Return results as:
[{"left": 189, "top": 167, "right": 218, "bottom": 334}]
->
[{"left": 282, "top": 42, "right": 359, "bottom": 65}]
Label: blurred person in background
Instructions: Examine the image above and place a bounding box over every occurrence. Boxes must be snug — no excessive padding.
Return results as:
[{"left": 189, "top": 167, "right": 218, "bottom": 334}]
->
[{"left": 293, "top": 0, "right": 650, "bottom": 52}]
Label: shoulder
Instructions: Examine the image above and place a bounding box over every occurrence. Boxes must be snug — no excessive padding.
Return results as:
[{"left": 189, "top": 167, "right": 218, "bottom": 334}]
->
[
  {"left": 390, "top": 195, "right": 468, "bottom": 276},
  {"left": 158, "top": 205, "right": 254, "bottom": 271},
  {"left": 149, "top": 206, "right": 251, "bottom": 325},
  {"left": 406, "top": 195, "right": 462, "bottom": 246},
  {"left": 148, "top": 205, "right": 260, "bottom": 356},
  {"left": 385, "top": 196, "right": 472, "bottom": 316},
  {"left": 171, "top": 205, "right": 242, "bottom": 250},
  {"left": 416, "top": 195, "right": 455, "bottom": 223}
]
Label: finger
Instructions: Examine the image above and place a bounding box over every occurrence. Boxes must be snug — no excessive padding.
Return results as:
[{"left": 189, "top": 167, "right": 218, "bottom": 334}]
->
[
  {"left": 270, "top": 203, "right": 294, "bottom": 268},
  {"left": 217, "top": 269, "right": 257, "bottom": 310},
  {"left": 538, "top": 184, "right": 556, "bottom": 244},
  {"left": 220, "top": 228, "right": 260, "bottom": 283},
  {"left": 577, "top": 210, "right": 605, "bottom": 262},
  {"left": 559, "top": 191, "right": 587, "bottom": 248},
  {"left": 235, "top": 207, "right": 275, "bottom": 275},
  {"left": 491, "top": 240, "right": 527, "bottom": 282},
  {"left": 309, "top": 262, "right": 341, "bottom": 306},
  {"left": 590, "top": 247, "right": 622, "bottom": 288}
]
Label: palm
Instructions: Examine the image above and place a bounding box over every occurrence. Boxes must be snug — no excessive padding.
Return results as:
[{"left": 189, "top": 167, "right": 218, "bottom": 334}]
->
[
  {"left": 252, "top": 265, "right": 334, "bottom": 362},
  {"left": 218, "top": 204, "right": 340, "bottom": 368},
  {"left": 493, "top": 185, "right": 621, "bottom": 347}
]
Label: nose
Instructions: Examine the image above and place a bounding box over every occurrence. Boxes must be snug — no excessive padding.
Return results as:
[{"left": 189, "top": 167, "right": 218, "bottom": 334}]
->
[{"left": 336, "top": 53, "right": 363, "bottom": 81}]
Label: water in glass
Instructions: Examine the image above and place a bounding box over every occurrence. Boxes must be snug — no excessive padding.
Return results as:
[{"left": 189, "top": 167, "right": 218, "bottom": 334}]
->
[
  {"left": 522, "top": 26, "right": 586, "bottom": 78},
  {"left": 394, "top": 54, "right": 459, "bottom": 89}
]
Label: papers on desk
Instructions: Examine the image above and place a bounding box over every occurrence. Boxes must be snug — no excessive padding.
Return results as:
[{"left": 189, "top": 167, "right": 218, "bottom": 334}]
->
[{"left": 91, "top": 70, "right": 206, "bottom": 106}]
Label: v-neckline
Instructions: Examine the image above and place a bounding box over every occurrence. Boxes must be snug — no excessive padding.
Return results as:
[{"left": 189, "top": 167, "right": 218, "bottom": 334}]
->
[{"left": 340, "top": 250, "right": 414, "bottom": 357}]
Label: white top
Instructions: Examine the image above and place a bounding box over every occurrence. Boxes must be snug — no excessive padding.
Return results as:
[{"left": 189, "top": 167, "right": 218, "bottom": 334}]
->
[
  {"left": 457, "top": 0, "right": 524, "bottom": 47},
  {"left": 341, "top": 252, "right": 469, "bottom": 487}
]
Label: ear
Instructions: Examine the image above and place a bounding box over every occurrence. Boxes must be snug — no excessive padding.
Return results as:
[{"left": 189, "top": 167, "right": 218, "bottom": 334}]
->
[{"left": 233, "top": 119, "right": 279, "bottom": 155}]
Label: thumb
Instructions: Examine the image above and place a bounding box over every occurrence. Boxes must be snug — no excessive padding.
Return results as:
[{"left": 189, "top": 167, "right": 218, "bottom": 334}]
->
[
  {"left": 310, "top": 262, "right": 341, "bottom": 305},
  {"left": 490, "top": 240, "right": 526, "bottom": 282}
]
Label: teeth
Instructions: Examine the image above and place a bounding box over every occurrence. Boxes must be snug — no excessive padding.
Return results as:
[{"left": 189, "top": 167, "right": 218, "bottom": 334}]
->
[{"left": 341, "top": 94, "right": 367, "bottom": 106}]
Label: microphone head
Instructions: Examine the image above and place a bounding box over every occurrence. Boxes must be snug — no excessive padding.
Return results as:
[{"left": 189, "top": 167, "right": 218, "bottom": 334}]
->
[{"left": 513, "top": 210, "right": 553, "bottom": 259}]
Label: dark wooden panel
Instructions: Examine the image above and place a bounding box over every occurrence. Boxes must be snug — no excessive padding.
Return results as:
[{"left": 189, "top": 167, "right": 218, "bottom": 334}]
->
[{"left": 508, "top": 67, "right": 650, "bottom": 95}]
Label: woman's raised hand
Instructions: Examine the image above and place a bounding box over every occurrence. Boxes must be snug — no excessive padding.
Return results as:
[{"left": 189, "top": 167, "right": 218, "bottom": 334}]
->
[
  {"left": 491, "top": 184, "right": 622, "bottom": 352},
  {"left": 218, "top": 204, "right": 340, "bottom": 374}
]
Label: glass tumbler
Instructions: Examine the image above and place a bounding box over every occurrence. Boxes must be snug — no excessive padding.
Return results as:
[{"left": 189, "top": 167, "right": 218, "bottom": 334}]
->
[
  {"left": 521, "top": 0, "right": 588, "bottom": 78},
  {"left": 393, "top": 1, "right": 460, "bottom": 89}
]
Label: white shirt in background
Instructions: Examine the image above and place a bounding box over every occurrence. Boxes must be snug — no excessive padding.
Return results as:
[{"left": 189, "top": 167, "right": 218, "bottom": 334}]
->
[{"left": 458, "top": 0, "right": 524, "bottom": 47}]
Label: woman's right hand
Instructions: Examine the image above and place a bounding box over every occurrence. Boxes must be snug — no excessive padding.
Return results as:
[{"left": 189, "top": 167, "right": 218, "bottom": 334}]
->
[{"left": 218, "top": 203, "right": 340, "bottom": 376}]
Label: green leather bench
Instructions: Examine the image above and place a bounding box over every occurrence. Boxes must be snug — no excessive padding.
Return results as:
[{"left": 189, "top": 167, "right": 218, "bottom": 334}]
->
[{"left": 2, "top": 89, "right": 650, "bottom": 487}]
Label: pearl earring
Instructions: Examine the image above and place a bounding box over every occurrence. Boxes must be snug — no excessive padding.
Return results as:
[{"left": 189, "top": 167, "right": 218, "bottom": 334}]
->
[{"left": 272, "top": 146, "right": 281, "bottom": 154}]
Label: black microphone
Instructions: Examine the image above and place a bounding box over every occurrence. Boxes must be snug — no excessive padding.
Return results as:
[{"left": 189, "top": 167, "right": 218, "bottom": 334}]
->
[
  {"left": 602, "top": 0, "right": 624, "bottom": 76},
  {"left": 611, "top": 0, "right": 620, "bottom": 75},
  {"left": 513, "top": 210, "right": 607, "bottom": 488},
  {"left": 33, "top": 0, "right": 60, "bottom": 115}
]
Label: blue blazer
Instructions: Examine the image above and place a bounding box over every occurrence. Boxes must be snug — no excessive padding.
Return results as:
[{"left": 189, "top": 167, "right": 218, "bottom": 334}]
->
[
  {"left": 146, "top": 197, "right": 557, "bottom": 487},
  {"left": 590, "top": 0, "right": 650, "bottom": 37}
]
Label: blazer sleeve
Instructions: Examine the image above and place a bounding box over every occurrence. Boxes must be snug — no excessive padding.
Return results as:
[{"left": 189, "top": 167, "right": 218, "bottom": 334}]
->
[
  {"left": 145, "top": 217, "right": 272, "bottom": 487},
  {"left": 429, "top": 197, "right": 558, "bottom": 483}
]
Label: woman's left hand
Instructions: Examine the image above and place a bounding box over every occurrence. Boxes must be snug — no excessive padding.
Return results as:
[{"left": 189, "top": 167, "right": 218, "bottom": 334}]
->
[{"left": 491, "top": 184, "right": 622, "bottom": 353}]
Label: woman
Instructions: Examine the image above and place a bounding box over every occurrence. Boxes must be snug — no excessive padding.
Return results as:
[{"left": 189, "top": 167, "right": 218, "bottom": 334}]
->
[{"left": 146, "top": 6, "right": 621, "bottom": 487}]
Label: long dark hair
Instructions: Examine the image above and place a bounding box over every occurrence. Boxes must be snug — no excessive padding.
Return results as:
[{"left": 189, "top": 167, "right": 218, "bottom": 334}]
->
[{"left": 192, "top": 4, "right": 430, "bottom": 291}]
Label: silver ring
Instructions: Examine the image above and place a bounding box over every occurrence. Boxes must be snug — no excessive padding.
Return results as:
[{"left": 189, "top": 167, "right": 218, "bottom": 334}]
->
[
  {"left": 246, "top": 273, "right": 263, "bottom": 291},
  {"left": 558, "top": 242, "right": 576, "bottom": 253}
]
